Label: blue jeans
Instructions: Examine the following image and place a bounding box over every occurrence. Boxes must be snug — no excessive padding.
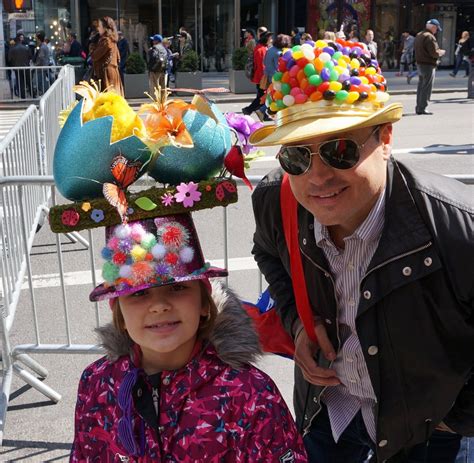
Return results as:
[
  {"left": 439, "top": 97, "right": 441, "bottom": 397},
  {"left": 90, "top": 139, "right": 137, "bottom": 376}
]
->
[
  {"left": 456, "top": 438, "right": 474, "bottom": 463},
  {"left": 303, "top": 403, "right": 462, "bottom": 463}
]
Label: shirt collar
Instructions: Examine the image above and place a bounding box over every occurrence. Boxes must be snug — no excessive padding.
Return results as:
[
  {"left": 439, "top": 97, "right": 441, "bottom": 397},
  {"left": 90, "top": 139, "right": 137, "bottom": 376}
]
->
[{"left": 314, "top": 188, "right": 386, "bottom": 250}]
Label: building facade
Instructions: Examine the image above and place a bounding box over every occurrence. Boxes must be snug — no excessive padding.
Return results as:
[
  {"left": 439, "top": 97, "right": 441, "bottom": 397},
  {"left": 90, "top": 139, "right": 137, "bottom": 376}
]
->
[{"left": 1, "top": 0, "right": 472, "bottom": 69}]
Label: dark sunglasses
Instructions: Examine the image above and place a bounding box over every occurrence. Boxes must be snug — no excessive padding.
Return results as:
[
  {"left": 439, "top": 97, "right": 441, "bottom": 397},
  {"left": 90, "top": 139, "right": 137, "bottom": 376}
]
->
[{"left": 277, "top": 126, "right": 380, "bottom": 176}]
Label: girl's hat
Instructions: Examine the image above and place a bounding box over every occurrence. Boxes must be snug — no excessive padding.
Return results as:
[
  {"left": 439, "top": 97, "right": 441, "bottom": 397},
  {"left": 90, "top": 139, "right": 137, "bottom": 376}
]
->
[
  {"left": 249, "top": 38, "right": 403, "bottom": 146},
  {"left": 90, "top": 213, "right": 227, "bottom": 301}
]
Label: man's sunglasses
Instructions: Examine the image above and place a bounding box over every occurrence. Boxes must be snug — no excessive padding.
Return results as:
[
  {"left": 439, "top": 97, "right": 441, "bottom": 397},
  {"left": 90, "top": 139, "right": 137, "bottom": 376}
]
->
[{"left": 277, "top": 126, "right": 380, "bottom": 176}]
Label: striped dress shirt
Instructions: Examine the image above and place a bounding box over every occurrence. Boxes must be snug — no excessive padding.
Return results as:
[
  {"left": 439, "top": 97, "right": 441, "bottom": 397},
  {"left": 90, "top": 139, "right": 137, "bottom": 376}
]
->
[{"left": 313, "top": 189, "right": 386, "bottom": 444}]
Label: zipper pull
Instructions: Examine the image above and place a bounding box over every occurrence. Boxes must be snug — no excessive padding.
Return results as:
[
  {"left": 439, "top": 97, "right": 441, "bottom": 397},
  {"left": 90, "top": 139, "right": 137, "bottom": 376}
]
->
[{"left": 152, "top": 387, "right": 159, "bottom": 416}]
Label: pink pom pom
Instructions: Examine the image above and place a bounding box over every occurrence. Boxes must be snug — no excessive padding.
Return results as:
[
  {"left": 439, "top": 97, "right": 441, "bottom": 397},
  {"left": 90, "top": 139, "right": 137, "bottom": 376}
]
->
[
  {"left": 130, "top": 223, "right": 146, "bottom": 241},
  {"left": 108, "top": 236, "right": 120, "bottom": 251}
]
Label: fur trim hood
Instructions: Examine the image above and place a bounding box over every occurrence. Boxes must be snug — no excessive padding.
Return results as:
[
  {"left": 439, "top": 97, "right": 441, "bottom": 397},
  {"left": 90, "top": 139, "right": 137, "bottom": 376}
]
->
[{"left": 96, "top": 281, "right": 262, "bottom": 369}]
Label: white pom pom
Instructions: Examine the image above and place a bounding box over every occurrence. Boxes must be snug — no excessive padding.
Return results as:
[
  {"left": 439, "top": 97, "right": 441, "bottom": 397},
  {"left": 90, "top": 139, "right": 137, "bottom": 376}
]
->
[
  {"left": 151, "top": 244, "right": 166, "bottom": 260},
  {"left": 273, "top": 81, "right": 282, "bottom": 91},
  {"left": 283, "top": 95, "right": 295, "bottom": 107},
  {"left": 115, "top": 224, "right": 131, "bottom": 239},
  {"left": 319, "top": 52, "right": 331, "bottom": 63},
  {"left": 179, "top": 246, "right": 194, "bottom": 263},
  {"left": 119, "top": 265, "right": 132, "bottom": 278}
]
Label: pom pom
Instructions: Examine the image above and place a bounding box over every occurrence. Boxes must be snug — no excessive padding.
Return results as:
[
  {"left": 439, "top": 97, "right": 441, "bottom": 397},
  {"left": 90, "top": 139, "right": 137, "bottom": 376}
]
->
[
  {"left": 115, "top": 224, "right": 131, "bottom": 239},
  {"left": 165, "top": 252, "right": 179, "bottom": 265},
  {"left": 130, "top": 223, "right": 146, "bottom": 241},
  {"left": 155, "top": 263, "right": 170, "bottom": 276},
  {"left": 141, "top": 233, "right": 157, "bottom": 250},
  {"left": 131, "top": 245, "right": 147, "bottom": 262},
  {"left": 112, "top": 252, "right": 127, "bottom": 265},
  {"left": 131, "top": 261, "right": 154, "bottom": 284},
  {"left": 151, "top": 243, "right": 167, "bottom": 260},
  {"left": 102, "top": 262, "right": 120, "bottom": 282},
  {"left": 179, "top": 246, "right": 194, "bottom": 263},
  {"left": 108, "top": 236, "right": 120, "bottom": 251},
  {"left": 119, "top": 265, "right": 133, "bottom": 279},
  {"left": 119, "top": 238, "right": 133, "bottom": 253},
  {"left": 160, "top": 223, "right": 189, "bottom": 249},
  {"left": 101, "top": 247, "right": 113, "bottom": 261}
]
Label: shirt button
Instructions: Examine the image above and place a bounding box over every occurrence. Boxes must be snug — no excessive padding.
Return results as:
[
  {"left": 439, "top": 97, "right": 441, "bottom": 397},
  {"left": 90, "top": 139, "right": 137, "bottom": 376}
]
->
[
  {"left": 378, "top": 439, "right": 388, "bottom": 448},
  {"left": 368, "top": 345, "right": 379, "bottom": 356},
  {"left": 325, "top": 318, "right": 332, "bottom": 324},
  {"left": 313, "top": 396, "right": 318, "bottom": 403},
  {"left": 402, "top": 266, "right": 412, "bottom": 276},
  {"left": 348, "top": 261, "right": 355, "bottom": 270},
  {"left": 424, "top": 257, "right": 433, "bottom": 267},
  {"left": 349, "top": 299, "right": 356, "bottom": 307},
  {"left": 346, "top": 357, "right": 354, "bottom": 363},
  {"left": 163, "top": 377, "right": 170, "bottom": 386},
  {"left": 363, "top": 290, "right": 371, "bottom": 300},
  {"left": 303, "top": 238, "right": 307, "bottom": 245},
  {"left": 349, "top": 379, "right": 357, "bottom": 383},
  {"left": 309, "top": 223, "right": 314, "bottom": 230}
]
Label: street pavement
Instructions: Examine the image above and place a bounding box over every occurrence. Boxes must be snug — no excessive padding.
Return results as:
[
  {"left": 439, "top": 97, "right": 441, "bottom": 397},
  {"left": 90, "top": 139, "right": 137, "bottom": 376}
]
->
[{"left": 1, "top": 91, "right": 473, "bottom": 461}]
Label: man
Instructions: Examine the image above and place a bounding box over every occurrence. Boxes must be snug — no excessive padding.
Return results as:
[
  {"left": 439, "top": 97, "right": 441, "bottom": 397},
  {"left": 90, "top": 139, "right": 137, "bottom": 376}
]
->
[
  {"left": 147, "top": 34, "right": 167, "bottom": 94},
  {"left": 411, "top": 19, "right": 445, "bottom": 114},
  {"left": 397, "top": 31, "right": 415, "bottom": 77},
  {"left": 250, "top": 40, "right": 473, "bottom": 463},
  {"left": 8, "top": 34, "right": 31, "bottom": 98},
  {"left": 33, "top": 31, "right": 51, "bottom": 96},
  {"left": 364, "top": 29, "right": 378, "bottom": 59},
  {"left": 290, "top": 27, "right": 302, "bottom": 46},
  {"left": 64, "top": 32, "right": 83, "bottom": 57}
]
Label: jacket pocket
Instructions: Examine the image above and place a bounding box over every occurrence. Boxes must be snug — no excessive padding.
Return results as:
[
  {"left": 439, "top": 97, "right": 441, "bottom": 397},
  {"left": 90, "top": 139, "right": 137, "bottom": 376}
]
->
[{"left": 76, "top": 428, "right": 134, "bottom": 463}]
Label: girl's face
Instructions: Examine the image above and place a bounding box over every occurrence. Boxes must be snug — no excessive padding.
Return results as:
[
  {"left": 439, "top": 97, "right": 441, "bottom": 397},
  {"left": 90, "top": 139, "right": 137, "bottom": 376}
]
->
[
  {"left": 97, "top": 20, "right": 105, "bottom": 35},
  {"left": 119, "top": 281, "right": 207, "bottom": 373}
]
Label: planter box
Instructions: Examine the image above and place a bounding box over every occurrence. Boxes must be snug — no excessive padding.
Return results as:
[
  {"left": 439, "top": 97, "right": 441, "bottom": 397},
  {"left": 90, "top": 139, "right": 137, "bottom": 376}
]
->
[
  {"left": 175, "top": 72, "right": 202, "bottom": 95},
  {"left": 124, "top": 73, "right": 148, "bottom": 99},
  {"left": 229, "top": 69, "right": 255, "bottom": 94}
]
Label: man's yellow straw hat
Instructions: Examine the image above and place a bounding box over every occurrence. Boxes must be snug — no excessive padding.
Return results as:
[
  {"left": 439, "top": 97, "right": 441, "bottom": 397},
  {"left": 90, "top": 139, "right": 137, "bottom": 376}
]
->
[{"left": 249, "top": 38, "right": 403, "bottom": 146}]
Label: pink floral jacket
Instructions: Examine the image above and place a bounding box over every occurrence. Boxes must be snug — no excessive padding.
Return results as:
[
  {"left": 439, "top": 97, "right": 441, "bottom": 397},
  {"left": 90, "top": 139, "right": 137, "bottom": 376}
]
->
[{"left": 71, "top": 284, "right": 307, "bottom": 462}]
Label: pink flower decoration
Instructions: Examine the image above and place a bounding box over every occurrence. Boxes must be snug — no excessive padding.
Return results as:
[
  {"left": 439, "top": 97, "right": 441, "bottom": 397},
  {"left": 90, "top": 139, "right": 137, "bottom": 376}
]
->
[
  {"left": 161, "top": 193, "right": 175, "bottom": 207},
  {"left": 174, "top": 182, "right": 202, "bottom": 208}
]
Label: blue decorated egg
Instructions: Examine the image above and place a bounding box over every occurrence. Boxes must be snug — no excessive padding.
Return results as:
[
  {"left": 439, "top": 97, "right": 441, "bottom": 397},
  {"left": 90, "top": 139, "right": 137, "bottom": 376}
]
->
[
  {"left": 148, "top": 97, "right": 232, "bottom": 185},
  {"left": 53, "top": 100, "right": 151, "bottom": 201}
]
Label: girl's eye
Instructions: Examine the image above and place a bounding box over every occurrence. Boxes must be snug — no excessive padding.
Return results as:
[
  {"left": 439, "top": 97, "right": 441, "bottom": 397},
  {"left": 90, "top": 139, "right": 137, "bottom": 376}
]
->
[
  {"left": 130, "top": 289, "right": 147, "bottom": 298},
  {"left": 170, "top": 284, "right": 186, "bottom": 292}
]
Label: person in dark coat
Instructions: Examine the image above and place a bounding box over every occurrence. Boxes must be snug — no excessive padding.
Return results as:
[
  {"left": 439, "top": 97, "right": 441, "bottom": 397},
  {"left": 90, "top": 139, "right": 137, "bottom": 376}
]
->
[
  {"left": 249, "top": 39, "right": 473, "bottom": 463},
  {"left": 8, "top": 35, "right": 31, "bottom": 98},
  {"left": 91, "top": 16, "right": 123, "bottom": 95},
  {"left": 117, "top": 31, "right": 129, "bottom": 85}
]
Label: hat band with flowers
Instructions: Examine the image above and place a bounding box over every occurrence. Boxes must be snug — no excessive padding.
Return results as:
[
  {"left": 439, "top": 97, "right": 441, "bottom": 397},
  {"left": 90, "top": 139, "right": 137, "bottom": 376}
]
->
[{"left": 250, "top": 38, "right": 403, "bottom": 146}]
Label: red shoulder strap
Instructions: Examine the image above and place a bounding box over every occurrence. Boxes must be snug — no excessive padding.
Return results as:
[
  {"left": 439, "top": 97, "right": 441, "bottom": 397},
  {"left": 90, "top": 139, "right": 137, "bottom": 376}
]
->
[{"left": 280, "top": 174, "right": 317, "bottom": 344}]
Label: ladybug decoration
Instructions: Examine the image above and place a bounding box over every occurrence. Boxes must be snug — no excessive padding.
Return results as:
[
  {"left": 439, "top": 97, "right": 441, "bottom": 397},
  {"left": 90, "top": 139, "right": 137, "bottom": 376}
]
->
[{"left": 215, "top": 181, "right": 237, "bottom": 202}]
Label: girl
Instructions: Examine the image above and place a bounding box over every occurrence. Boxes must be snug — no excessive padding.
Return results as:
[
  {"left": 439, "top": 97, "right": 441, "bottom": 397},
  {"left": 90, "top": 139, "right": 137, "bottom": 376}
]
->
[{"left": 71, "top": 214, "right": 307, "bottom": 462}]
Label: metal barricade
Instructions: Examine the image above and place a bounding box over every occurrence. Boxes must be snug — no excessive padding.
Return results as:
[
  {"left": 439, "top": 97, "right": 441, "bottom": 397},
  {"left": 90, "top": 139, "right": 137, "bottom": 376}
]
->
[
  {"left": 0, "top": 173, "right": 472, "bottom": 444},
  {"left": 39, "top": 65, "right": 76, "bottom": 175},
  {"left": 0, "top": 66, "right": 64, "bottom": 103}
]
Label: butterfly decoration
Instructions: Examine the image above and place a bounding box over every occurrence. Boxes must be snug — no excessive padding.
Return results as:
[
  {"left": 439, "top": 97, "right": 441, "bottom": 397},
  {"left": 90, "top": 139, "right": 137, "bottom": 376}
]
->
[
  {"left": 103, "top": 155, "right": 143, "bottom": 223},
  {"left": 139, "top": 86, "right": 196, "bottom": 152}
]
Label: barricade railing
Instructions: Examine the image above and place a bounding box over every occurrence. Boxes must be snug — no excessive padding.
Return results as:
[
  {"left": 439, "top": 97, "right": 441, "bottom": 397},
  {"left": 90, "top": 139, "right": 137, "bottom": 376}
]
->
[
  {"left": 39, "top": 65, "right": 76, "bottom": 175},
  {"left": 0, "top": 173, "right": 472, "bottom": 443},
  {"left": 0, "top": 66, "right": 64, "bottom": 103}
]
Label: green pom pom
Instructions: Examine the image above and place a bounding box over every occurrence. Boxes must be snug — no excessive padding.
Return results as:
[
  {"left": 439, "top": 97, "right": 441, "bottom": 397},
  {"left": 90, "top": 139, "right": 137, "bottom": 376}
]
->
[
  {"left": 309, "top": 75, "right": 322, "bottom": 87},
  {"left": 276, "top": 99, "right": 287, "bottom": 109},
  {"left": 329, "top": 69, "right": 339, "bottom": 81},
  {"left": 141, "top": 233, "right": 157, "bottom": 250},
  {"left": 281, "top": 83, "right": 291, "bottom": 95},
  {"left": 103, "top": 262, "right": 120, "bottom": 282},
  {"left": 304, "top": 64, "right": 316, "bottom": 77},
  {"left": 335, "top": 90, "right": 349, "bottom": 101},
  {"left": 273, "top": 71, "right": 283, "bottom": 81}
]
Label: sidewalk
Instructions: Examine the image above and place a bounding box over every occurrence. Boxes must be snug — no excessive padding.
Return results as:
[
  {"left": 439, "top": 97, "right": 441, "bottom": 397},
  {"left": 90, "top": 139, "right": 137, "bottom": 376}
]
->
[{"left": 132, "top": 69, "right": 471, "bottom": 105}]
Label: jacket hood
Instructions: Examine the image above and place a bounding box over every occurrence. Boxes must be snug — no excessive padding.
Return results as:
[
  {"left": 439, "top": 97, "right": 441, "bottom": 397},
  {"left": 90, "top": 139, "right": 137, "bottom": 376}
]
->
[{"left": 96, "top": 281, "right": 262, "bottom": 369}]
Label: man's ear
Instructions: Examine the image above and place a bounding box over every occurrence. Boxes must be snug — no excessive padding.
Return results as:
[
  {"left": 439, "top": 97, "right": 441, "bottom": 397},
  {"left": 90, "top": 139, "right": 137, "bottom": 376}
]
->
[{"left": 380, "top": 124, "right": 393, "bottom": 159}]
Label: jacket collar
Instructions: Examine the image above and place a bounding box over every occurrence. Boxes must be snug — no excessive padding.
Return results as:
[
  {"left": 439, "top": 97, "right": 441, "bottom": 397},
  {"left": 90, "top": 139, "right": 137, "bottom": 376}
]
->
[{"left": 298, "top": 158, "right": 433, "bottom": 271}]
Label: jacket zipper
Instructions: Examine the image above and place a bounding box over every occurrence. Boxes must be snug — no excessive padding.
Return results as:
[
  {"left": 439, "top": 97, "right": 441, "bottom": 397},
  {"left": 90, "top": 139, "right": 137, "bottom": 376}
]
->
[
  {"left": 299, "top": 248, "right": 341, "bottom": 436},
  {"left": 152, "top": 387, "right": 159, "bottom": 416},
  {"left": 299, "top": 241, "right": 433, "bottom": 436}
]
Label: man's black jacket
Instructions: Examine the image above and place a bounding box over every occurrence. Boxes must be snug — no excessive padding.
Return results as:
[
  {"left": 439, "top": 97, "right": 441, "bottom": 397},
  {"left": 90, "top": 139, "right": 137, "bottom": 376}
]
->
[{"left": 252, "top": 159, "right": 474, "bottom": 462}]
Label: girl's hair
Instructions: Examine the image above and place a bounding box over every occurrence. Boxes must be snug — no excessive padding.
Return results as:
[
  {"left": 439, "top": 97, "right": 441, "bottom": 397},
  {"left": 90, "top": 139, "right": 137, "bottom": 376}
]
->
[
  {"left": 300, "top": 32, "right": 313, "bottom": 43},
  {"left": 99, "top": 16, "right": 118, "bottom": 42},
  {"left": 323, "top": 31, "right": 336, "bottom": 41},
  {"left": 274, "top": 34, "right": 291, "bottom": 49},
  {"left": 112, "top": 280, "right": 218, "bottom": 341}
]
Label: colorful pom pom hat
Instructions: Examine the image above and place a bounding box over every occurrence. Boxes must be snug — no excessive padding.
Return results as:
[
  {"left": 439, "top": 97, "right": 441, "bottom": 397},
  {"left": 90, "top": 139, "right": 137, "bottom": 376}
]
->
[
  {"left": 89, "top": 213, "right": 227, "bottom": 302},
  {"left": 249, "top": 38, "right": 403, "bottom": 146}
]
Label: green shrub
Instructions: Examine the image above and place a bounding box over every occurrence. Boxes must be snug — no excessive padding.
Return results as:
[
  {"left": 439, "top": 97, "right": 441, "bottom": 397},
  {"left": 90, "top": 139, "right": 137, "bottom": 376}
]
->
[
  {"left": 232, "top": 47, "right": 249, "bottom": 70},
  {"left": 177, "top": 50, "right": 199, "bottom": 72},
  {"left": 125, "top": 52, "right": 146, "bottom": 74}
]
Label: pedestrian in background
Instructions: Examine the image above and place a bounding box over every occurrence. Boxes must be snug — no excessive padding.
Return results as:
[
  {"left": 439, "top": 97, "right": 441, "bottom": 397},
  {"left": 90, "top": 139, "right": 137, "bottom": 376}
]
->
[
  {"left": 397, "top": 31, "right": 415, "bottom": 77},
  {"left": 364, "top": 29, "right": 378, "bottom": 59},
  {"left": 162, "top": 37, "right": 178, "bottom": 85},
  {"left": 91, "top": 16, "right": 123, "bottom": 96},
  {"left": 8, "top": 34, "right": 31, "bottom": 98},
  {"left": 117, "top": 31, "right": 129, "bottom": 86},
  {"left": 323, "top": 31, "right": 336, "bottom": 41},
  {"left": 147, "top": 34, "right": 167, "bottom": 93},
  {"left": 290, "top": 27, "right": 302, "bottom": 46},
  {"left": 412, "top": 19, "right": 445, "bottom": 115},
  {"left": 256, "top": 33, "right": 291, "bottom": 121},
  {"left": 300, "top": 33, "right": 313, "bottom": 45},
  {"left": 450, "top": 31, "right": 471, "bottom": 78},
  {"left": 257, "top": 26, "right": 268, "bottom": 40},
  {"left": 243, "top": 29, "right": 256, "bottom": 52},
  {"left": 242, "top": 31, "right": 272, "bottom": 116},
  {"left": 64, "top": 33, "right": 83, "bottom": 58},
  {"left": 33, "top": 30, "right": 51, "bottom": 96},
  {"left": 381, "top": 32, "right": 395, "bottom": 69}
]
